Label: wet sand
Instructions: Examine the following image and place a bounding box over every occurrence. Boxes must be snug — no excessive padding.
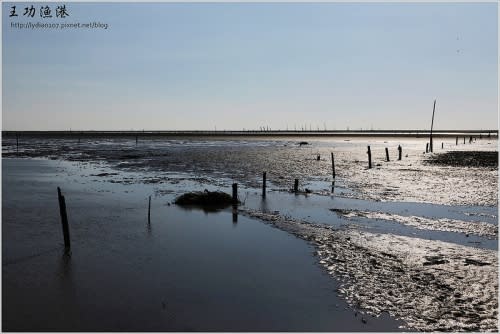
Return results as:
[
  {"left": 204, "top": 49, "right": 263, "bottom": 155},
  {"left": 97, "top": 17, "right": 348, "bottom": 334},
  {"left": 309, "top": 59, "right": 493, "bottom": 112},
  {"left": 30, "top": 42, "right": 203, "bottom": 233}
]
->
[
  {"left": 2, "top": 135, "right": 498, "bottom": 331},
  {"left": 240, "top": 208, "right": 498, "bottom": 331}
]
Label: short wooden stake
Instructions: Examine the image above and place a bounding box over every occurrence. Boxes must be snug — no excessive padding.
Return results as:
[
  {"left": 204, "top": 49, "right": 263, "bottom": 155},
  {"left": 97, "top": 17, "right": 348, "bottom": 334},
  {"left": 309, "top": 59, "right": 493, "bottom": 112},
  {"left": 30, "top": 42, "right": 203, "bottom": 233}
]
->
[
  {"left": 367, "top": 146, "right": 372, "bottom": 169},
  {"left": 456, "top": 136, "right": 458, "bottom": 145},
  {"left": 441, "top": 142, "right": 443, "bottom": 149},
  {"left": 397, "top": 145, "right": 402, "bottom": 160},
  {"left": 464, "top": 137, "right": 466, "bottom": 144},
  {"left": 426, "top": 143, "right": 429, "bottom": 153},
  {"left": 57, "top": 187, "right": 71, "bottom": 251},
  {"left": 148, "top": 196, "right": 151, "bottom": 224},
  {"left": 232, "top": 183, "right": 238, "bottom": 204},
  {"left": 385, "top": 147, "right": 390, "bottom": 162},
  {"left": 294, "top": 179, "right": 299, "bottom": 193},
  {"left": 262, "top": 172, "right": 266, "bottom": 198},
  {"left": 331, "top": 152, "right": 336, "bottom": 179}
]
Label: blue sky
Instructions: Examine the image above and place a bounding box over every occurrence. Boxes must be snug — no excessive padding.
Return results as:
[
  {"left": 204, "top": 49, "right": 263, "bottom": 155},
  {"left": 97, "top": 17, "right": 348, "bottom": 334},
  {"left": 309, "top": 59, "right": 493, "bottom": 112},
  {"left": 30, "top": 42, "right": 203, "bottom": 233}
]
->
[{"left": 2, "top": 2, "right": 498, "bottom": 130}]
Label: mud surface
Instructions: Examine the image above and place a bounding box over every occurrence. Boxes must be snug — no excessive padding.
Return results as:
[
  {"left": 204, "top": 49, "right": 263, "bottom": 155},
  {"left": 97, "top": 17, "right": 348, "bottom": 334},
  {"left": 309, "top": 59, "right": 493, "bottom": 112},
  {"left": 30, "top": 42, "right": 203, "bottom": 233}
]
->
[
  {"left": 425, "top": 151, "right": 498, "bottom": 167},
  {"left": 3, "top": 135, "right": 498, "bottom": 206},
  {"left": 332, "top": 208, "right": 498, "bottom": 239},
  {"left": 240, "top": 208, "right": 498, "bottom": 331}
]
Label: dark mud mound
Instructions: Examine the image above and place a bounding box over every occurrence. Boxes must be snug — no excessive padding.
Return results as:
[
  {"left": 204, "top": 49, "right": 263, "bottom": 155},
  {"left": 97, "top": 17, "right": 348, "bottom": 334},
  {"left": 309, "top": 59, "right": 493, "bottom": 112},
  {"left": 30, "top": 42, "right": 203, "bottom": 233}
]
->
[
  {"left": 425, "top": 151, "right": 498, "bottom": 168},
  {"left": 174, "top": 190, "right": 236, "bottom": 209}
]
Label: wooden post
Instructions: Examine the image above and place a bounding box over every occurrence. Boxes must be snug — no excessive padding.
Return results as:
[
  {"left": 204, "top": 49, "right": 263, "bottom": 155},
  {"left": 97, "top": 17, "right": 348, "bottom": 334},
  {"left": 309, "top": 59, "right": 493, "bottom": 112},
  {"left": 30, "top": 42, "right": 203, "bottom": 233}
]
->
[
  {"left": 232, "top": 183, "right": 238, "bottom": 204},
  {"left": 456, "top": 136, "right": 458, "bottom": 145},
  {"left": 148, "top": 196, "right": 151, "bottom": 224},
  {"left": 480, "top": 134, "right": 482, "bottom": 139},
  {"left": 441, "top": 142, "right": 443, "bottom": 149},
  {"left": 464, "top": 137, "right": 466, "bottom": 144},
  {"left": 385, "top": 147, "right": 390, "bottom": 162},
  {"left": 488, "top": 132, "right": 491, "bottom": 139},
  {"left": 57, "top": 187, "right": 71, "bottom": 251},
  {"left": 331, "top": 152, "right": 336, "bottom": 179},
  {"left": 397, "top": 145, "right": 402, "bottom": 160},
  {"left": 367, "top": 146, "right": 372, "bottom": 169},
  {"left": 429, "top": 99, "right": 436, "bottom": 152},
  {"left": 262, "top": 172, "right": 266, "bottom": 198},
  {"left": 426, "top": 143, "right": 429, "bottom": 153},
  {"left": 294, "top": 179, "right": 299, "bottom": 193}
]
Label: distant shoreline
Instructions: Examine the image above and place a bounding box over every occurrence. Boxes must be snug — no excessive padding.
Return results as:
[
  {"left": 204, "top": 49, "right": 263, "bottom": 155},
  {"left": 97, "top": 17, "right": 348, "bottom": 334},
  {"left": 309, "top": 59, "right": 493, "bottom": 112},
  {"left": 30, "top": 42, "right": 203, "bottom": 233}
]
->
[{"left": 2, "top": 129, "right": 498, "bottom": 139}]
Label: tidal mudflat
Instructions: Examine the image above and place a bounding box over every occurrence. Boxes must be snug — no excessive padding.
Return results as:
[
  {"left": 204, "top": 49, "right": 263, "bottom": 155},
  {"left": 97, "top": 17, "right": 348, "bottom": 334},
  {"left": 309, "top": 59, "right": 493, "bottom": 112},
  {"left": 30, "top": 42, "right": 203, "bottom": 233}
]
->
[{"left": 2, "top": 134, "right": 498, "bottom": 331}]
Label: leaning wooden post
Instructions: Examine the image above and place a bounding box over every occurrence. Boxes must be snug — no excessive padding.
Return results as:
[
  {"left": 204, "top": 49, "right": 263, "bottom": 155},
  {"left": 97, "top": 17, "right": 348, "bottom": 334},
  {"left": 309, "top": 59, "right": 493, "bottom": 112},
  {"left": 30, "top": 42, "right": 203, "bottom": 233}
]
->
[
  {"left": 397, "top": 145, "right": 402, "bottom": 160},
  {"left": 294, "top": 179, "right": 299, "bottom": 193},
  {"left": 385, "top": 147, "right": 390, "bottom": 162},
  {"left": 232, "top": 183, "right": 238, "bottom": 204},
  {"left": 148, "top": 196, "right": 151, "bottom": 224},
  {"left": 57, "top": 187, "right": 71, "bottom": 251},
  {"left": 367, "top": 146, "right": 372, "bottom": 169},
  {"left": 262, "top": 172, "right": 266, "bottom": 198},
  {"left": 429, "top": 99, "right": 436, "bottom": 152},
  {"left": 331, "top": 152, "right": 336, "bottom": 179}
]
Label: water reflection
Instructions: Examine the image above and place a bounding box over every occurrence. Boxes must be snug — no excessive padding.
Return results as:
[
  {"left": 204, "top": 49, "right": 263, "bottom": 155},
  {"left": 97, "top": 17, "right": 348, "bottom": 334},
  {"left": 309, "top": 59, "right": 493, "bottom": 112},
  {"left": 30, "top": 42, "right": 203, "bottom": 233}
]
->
[
  {"left": 232, "top": 205, "right": 238, "bottom": 225},
  {"left": 147, "top": 220, "right": 152, "bottom": 236},
  {"left": 59, "top": 252, "right": 77, "bottom": 306},
  {"left": 259, "top": 197, "right": 269, "bottom": 213}
]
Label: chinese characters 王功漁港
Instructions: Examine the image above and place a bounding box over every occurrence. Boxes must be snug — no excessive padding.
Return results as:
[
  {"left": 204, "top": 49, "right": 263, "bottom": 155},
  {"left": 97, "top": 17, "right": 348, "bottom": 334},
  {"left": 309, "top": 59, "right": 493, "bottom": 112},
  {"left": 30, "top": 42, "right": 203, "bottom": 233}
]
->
[{"left": 9, "top": 5, "right": 69, "bottom": 18}]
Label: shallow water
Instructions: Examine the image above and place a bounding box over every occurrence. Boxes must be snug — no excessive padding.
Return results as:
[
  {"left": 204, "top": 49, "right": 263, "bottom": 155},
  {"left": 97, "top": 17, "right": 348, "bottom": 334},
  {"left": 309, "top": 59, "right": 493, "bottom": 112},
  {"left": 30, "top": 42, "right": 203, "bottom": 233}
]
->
[{"left": 3, "top": 158, "right": 404, "bottom": 331}]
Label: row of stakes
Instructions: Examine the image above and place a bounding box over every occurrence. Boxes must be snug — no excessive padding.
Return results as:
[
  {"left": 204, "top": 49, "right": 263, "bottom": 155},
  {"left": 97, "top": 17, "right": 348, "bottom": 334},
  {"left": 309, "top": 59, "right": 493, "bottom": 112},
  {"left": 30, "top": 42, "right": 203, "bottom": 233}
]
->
[{"left": 54, "top": 134, "right": 487, "bottom": 252}]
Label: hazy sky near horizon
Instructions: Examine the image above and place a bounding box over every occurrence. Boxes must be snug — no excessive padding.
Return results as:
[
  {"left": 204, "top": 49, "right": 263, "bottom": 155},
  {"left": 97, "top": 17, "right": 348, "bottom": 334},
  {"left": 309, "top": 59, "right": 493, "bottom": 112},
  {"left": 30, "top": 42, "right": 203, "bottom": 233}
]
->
[{"left": 2, "top": 2, "right": 498, "bottom": 131}]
